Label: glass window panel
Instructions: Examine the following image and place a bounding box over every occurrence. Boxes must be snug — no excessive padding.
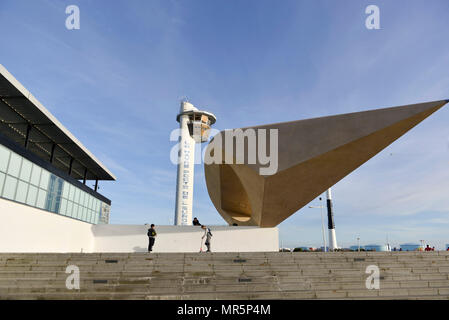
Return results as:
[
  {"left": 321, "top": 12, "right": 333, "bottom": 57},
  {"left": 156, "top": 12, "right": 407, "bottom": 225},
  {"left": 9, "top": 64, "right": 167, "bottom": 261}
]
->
[
  {"left": 79, "top": 191, "right": 85, "bottom": 207},
  {"left": 84, "top": 192, "right": 89, "bottom": 207},
  {"left": 78, "top": 204, "right": 83, "bottom": 219},
  {"left": 26, "top": 185, "right": 38, "bottom": 206},
  {"left": 0, "top": 172, "right": 5, "bottom": 195},
  {"left": 39, "top": 170, "right": 50, "bottom": 190},
  {"left": 78, "top": 189, "right": 84, "bottom": 206},
  {"left": 74, "top": 187, "right": 80, "bottom": 204},
  {"left": 62, "top": 182, "right": 69, "bottom": 199},
  {"left": 80, "top": 206, "right": 86, "bottom": 221},
  {"left": 96, "top": 200, "right": 101, "bottom": 213},
  {"left": 19, "top": 159, "right": 32, "bottom": 182},
  {"left": 36, "top": 189, "right": 47, "bottom": 209},
  {"left": 42, "top": 175, "right": 61, "bottom": 213},
  {"left": 7, "top": 153, "right": 22, "bottom": 177},
  {"left": 45, "top": 190, "right": 53, "bottom": 211},
  {"left": 73, "top": 204, "right": 80, "bottom": 219},
  {"left": 56, "top": 178, "right": 63, "bottom": 196},
  {"left": 81, "top": 192, "right": 86, "bottom": 207},
  {"left": 69, "top": 203, "right": 76, "bottom": 218},
  {"left": 68, "top": 184, "right": 74, "bottom": 201},
  {"left": 89, "top": 196, "right": 94, "bottom": 210},
  {"left": 3, "top": 176, "right": 18, "bottom": 200},
  {"left": 0, "top": 145, "right": 10, "bottom": 172},
  {"left": 84, "top": 193, "right": 89, "bottom": 207},
  {"left": 77, "top": 190, "right": 82, "bottom": 206},
  {"left": 67, "top": 201, "right": 74, "bottom": 217},
  {"left": 78, "top": 206, "right": 84, "bottom": 220},
  {"left": 53, "top": 198, "right": 61, "bottom": 213},
  {"left": 15, "top": 180, "right": 28, "bottom": 203},
  {"left": 87, "top": 210, "right": 93, "bottom": 223},
  {"left": 30, "top": 165, "right": 41, "bottom": 186},
  {"left": 47, "top": 175, "right": 56, "bottom": 195},
  {"left": 60, "top": 198, "right": 68, "bottom": 215}
]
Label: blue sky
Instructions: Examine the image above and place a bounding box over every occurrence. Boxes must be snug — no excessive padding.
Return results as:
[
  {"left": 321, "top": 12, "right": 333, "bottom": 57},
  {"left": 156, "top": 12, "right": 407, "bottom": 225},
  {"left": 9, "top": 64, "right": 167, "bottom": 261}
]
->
[{"left": 1, "top": 0, "right": 448, "bottom": 249}]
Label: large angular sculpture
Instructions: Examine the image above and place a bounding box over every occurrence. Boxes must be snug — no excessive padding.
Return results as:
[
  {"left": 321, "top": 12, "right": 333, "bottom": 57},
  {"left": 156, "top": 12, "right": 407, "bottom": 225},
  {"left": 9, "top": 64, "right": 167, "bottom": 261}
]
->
[{"left": 204, "top": 100, "right": 448, "bottom": 227}]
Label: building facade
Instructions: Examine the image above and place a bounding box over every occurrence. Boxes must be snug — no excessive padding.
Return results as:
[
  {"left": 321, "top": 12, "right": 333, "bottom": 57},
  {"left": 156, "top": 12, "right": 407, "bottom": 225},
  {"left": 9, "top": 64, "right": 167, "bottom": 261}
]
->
[
  {"left": 0, "top": 64, "right": 114, "bottom": 226},
  {"left": 0, "top": 142, "right": 110, "bottom": 224}
]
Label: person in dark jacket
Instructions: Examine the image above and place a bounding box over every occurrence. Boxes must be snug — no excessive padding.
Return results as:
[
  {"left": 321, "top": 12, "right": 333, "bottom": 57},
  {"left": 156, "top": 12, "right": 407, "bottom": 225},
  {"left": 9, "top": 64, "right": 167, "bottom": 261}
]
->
[
  {"left": 147, "top": 224, "right": 156, "bottom": 252},
  {"left": 193, "top": 217, "right": 201, "bottom": 226}
]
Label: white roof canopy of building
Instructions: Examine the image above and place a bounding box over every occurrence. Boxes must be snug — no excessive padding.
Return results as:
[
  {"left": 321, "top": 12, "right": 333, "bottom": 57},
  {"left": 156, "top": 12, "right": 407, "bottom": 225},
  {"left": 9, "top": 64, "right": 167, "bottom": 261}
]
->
[{"left": 0, "top": 64, "right": 116, "bottom": 181}]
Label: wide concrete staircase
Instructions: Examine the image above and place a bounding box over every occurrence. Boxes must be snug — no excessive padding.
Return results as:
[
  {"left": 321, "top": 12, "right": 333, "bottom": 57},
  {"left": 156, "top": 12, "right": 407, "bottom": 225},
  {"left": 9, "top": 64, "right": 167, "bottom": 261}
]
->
[{"left": 0, "top": 251, "right": 448, "bottom": 300}]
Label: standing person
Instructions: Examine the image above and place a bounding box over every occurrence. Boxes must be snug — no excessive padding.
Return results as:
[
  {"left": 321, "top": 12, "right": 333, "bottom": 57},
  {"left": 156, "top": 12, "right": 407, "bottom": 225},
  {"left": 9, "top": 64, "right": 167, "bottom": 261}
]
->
[
  {"left": 147, "top": 224, "right": 156, "bottom": 252},
  {"left": 193, "top": 217, "right": 201, "bottom": 226},
  {"left": 201, "top": 225, "right": 213, "bottom": 253}
]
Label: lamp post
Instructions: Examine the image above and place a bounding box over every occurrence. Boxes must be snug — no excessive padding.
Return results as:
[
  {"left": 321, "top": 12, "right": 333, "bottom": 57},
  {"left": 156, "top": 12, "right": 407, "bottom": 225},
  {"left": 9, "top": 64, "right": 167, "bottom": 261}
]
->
[
  {"left": 309, "top": 197, "right": 327, "bottom": 252},
  {"left": 357, "top": 237, "right": 360, "bottom": 252}
]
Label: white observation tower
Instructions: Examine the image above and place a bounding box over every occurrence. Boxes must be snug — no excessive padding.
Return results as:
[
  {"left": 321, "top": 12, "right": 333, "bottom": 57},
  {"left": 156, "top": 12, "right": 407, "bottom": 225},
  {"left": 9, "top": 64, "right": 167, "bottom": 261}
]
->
[{"left": 174, "top": 101, "right": 216, "bottom": 226}]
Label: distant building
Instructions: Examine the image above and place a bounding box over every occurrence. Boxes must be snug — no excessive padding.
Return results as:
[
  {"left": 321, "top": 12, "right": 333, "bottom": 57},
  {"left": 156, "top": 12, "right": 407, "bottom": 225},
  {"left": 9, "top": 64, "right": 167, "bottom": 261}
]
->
[
  {"left": 349, "top": 245, "right": 365, "bottom": 251},
  {"left": 364, "top": 244, "right": 389, "bottom": 252},
  {"left": 400, "top": 244, "right": 421, "bottom": 251}
]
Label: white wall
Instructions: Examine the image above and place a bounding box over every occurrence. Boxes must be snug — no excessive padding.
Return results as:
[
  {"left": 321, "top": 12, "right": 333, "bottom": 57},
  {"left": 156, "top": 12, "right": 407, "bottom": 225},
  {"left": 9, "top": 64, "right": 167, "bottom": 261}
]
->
[
  {"left": 0, "top": 198, "right": 94, "bottom": 253},
  {"left": 93, "top": 225, "right": 279, "bottom": 253},
  {"left": 0, "top": 199, "right": 279, "bottom": 253}
]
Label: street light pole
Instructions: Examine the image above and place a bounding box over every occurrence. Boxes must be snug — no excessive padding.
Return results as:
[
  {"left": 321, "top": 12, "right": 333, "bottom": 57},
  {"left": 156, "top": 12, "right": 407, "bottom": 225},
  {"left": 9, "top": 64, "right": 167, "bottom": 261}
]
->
[
  {"left": 309, "top": 197, "right": 327, "bottom": 252},
  {"left": 320, "top": 199, "right": 327, "bottom": 252},
  {"left": 357, "top": 237, "right": 360, "bottom": 252}
]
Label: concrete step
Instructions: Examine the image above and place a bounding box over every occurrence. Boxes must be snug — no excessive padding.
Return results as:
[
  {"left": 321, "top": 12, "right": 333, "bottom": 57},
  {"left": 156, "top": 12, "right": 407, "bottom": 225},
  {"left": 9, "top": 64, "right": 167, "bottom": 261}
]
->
[
  {"left": 1, "top": 288, "right": 448, "bottom": 300},
  {"left": 1, "top": 252, "right": 448, "bottom": 300},
  {"left": 0, "top": 271, "right": 448, "bottom": 282},
  {"left": 2, "top": 256, "right": 447, "bottom": 264},
  {"left": 2, "top": 276, "right": 447, "bottom": 288},
  {"left": 2, "top": 252, "right": 447, "bottom": 258}
]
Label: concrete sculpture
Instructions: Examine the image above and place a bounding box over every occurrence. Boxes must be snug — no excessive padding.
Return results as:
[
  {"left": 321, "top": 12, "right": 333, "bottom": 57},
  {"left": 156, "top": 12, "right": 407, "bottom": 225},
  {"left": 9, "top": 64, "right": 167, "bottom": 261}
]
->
[{"left": 204, "top": 100, "right": 448, "bottom": 227}]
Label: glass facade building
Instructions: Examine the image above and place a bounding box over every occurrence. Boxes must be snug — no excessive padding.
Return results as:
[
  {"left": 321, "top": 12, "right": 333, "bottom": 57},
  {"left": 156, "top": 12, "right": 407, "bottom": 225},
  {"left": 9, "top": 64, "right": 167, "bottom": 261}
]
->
[
  {"left": 400, "top": 244, "right": 421, "bottom": 252},
  {"left": 0, "top": 143, "right": 110, "bottom": 224}
]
